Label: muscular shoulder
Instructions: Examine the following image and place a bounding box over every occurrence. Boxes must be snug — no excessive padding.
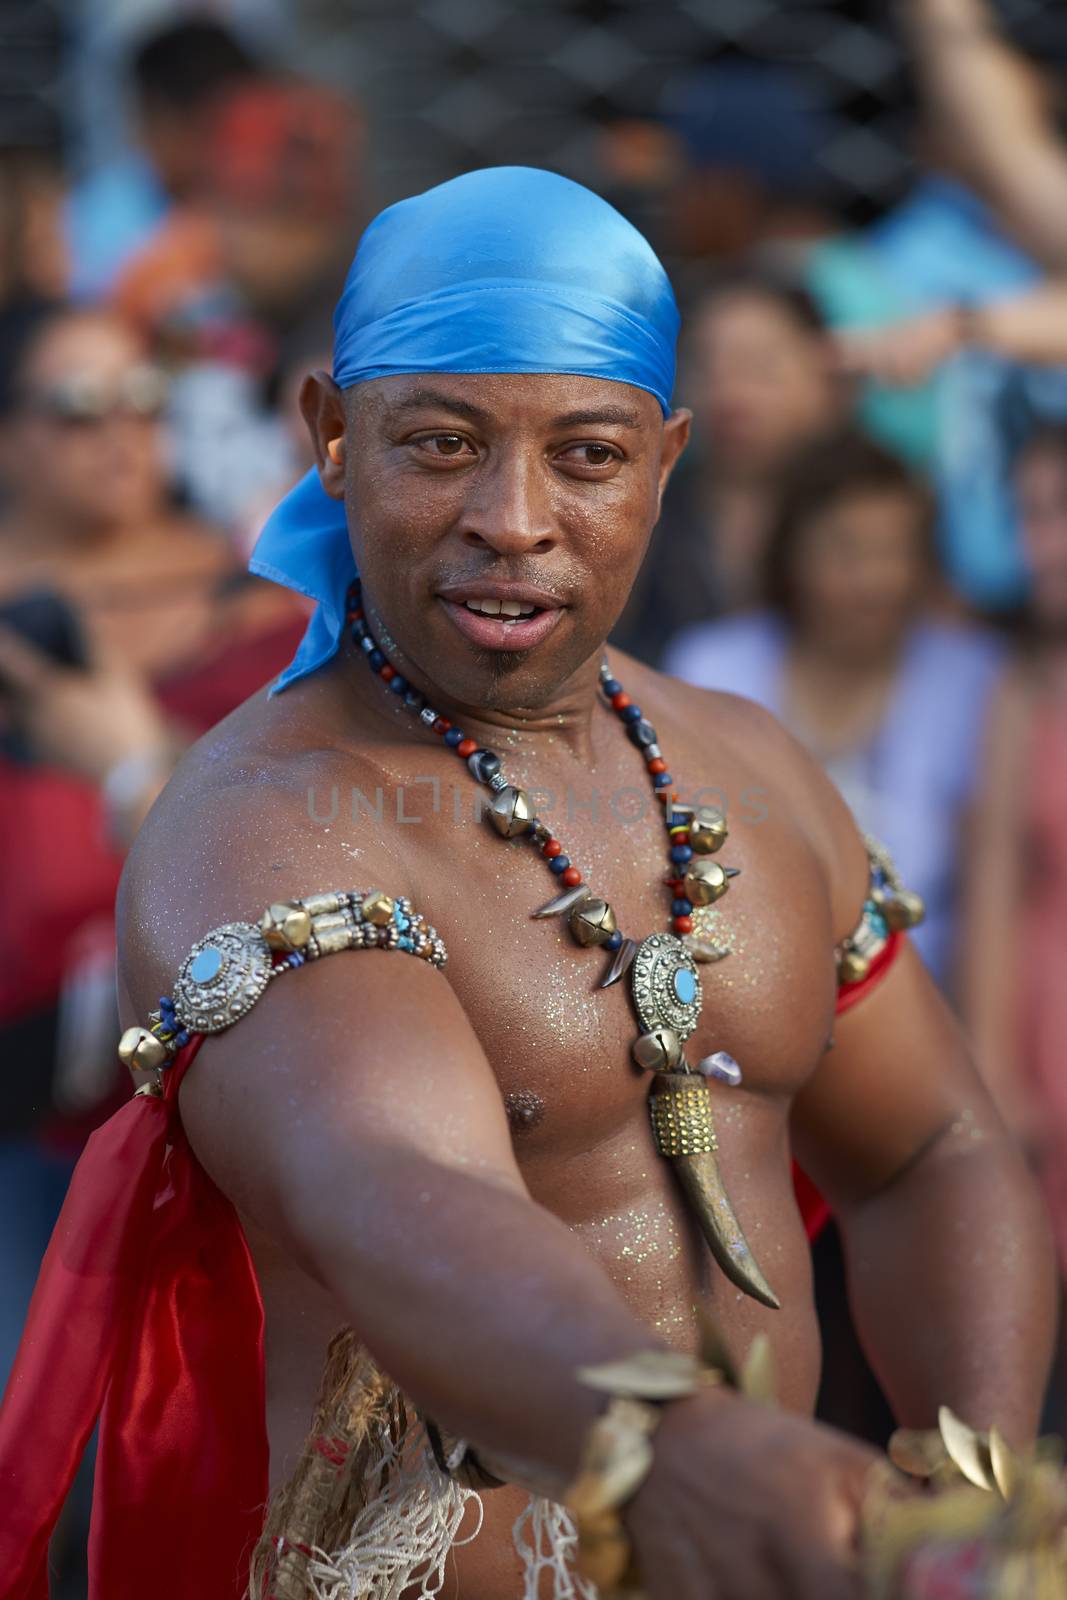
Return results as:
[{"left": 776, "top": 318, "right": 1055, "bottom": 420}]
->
[
  {"left": 118, "top": 682, "right": 407, "bottom": 1019},
  {"left": 614, "top": 650, "right": 871, "bottom": 940}
]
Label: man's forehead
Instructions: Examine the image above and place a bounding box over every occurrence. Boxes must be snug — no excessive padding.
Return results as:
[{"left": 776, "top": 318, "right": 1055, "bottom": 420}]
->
[{"left": 350, "top": 372, "right": 662, "bottom": 429}]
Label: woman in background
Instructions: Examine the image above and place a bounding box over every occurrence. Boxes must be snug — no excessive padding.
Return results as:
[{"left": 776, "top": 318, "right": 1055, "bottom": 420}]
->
[
  {"left": 613, "top": 275, "right": 843, "bottom": 664},
  {"left": 664, "top": 431, "right": 1003, "bottom": 993},
  {"left": 0, "top": 299, "right": 307, "bottom": 1388},
  {"left": 667, "top": 432, "right": 1005, "bottom": 1444}
]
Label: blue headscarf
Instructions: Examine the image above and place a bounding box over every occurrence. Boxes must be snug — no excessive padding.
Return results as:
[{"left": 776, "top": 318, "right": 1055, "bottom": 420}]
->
[{"left": 250, "top": 166, "right": 680, "bottom": 692}]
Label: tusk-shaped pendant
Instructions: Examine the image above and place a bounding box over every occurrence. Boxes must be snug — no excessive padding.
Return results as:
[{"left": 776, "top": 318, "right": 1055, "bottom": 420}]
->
[
  {"left": 600, "top": 936, "right": 639, "bottom": 988},
  {"left": 531, "top": 885, "right": 592, "bottom": 919},
  {"left": 649, "top": 1071, "right": 779, "bottom": 1310}
]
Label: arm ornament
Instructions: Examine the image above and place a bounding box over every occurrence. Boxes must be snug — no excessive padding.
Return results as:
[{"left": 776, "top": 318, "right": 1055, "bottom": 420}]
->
[
  {"left": 834, "top": 837, "right": 924, "bottom": 1007},
  {"left": 117, "top": 888, "right": 447, "bottom": 1094}
]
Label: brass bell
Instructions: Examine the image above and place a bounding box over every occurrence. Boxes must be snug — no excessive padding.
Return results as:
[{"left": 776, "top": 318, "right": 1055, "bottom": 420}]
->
[
  {"left": 632, "top": 1027, "right": 682, "bottom": 1072},
  {"left": 689, "top": 806, "right": 728, "bottom": 855},
  {"left": 258, "top": 901, "right": 313, "bottom": 952},
  {"left": 487, "top": 785, "right": 533, "bottom": 838},
  {"left": 118, "top": 1025, "right": 168, "bottom": 1076},
  {"left": 683, "top": 859, "right": 729, "bottom": 907},
  {"left": 569, "top": 897, "right": 618, "bottom": 948},
  {"left": 361, "top": 890, "right": 396, "bottom": 927},
  {"left": 884, "top": 889, "right": 924, "bottom": 931},
  {"left": 837, "top": 948, "right": 871, "bottom": 985}
]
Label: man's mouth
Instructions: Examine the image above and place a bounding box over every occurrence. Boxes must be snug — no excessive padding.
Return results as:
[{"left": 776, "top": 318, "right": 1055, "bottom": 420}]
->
[{"left": 436, "top": 583, "right": 566, "bottom": 653}]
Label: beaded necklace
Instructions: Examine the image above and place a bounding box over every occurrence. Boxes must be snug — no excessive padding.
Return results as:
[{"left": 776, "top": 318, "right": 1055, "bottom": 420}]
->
[{"left": 347, "top": 576, "right": 778, "bottom": 1308}]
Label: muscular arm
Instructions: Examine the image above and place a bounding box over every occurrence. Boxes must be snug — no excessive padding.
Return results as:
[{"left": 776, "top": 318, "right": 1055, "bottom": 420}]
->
[
  {"left": 901, "top": 0, "right": 1067, "bottom": 269},
  {"left": 790, "top": 779, "right": 1055, "bottom": 1442},
  {"left": 119, "top": 785, "right": 662, "bottom": 1491}
]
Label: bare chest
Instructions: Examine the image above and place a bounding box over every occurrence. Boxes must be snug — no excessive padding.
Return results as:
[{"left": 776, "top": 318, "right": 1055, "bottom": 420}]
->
[{"left": 385, "top": 751, "right": 839, "bottom": 1185}]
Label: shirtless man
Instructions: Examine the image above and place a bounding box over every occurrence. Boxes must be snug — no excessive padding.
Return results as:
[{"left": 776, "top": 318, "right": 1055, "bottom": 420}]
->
[{"left": 114, "top": 169, "right": 1053, "bottom": 1597}]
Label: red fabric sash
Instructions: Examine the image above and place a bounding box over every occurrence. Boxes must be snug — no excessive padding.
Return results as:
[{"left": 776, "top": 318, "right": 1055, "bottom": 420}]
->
[
  {"left": 834, "top": 930, "right": 902, "bottom": 1018},
  {"left": 0, "top": 1038, "right": 267, "bottom": 1599}
]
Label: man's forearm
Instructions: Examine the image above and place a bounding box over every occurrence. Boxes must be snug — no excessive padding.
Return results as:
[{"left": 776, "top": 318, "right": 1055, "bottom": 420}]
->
[
  {"left": 838, "top": 1120, "right": 1055, "bottom": 1443},
  {"left": 900, "top": 0, "right": 1067, "bottom": 269},
  {"left": 279, "top": 1137, "right": 667, "bottom": 1488}
]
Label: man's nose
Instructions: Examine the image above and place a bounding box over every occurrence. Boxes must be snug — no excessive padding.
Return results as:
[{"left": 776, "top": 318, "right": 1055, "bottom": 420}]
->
[{"left": 458, "top": 448, "right": 556, "bottom": 556}]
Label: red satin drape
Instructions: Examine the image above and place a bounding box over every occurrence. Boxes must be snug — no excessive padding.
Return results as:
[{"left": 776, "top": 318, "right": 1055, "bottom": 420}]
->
[{"left": 0, "top": 1038, "right": 268, "bottom": 1600}]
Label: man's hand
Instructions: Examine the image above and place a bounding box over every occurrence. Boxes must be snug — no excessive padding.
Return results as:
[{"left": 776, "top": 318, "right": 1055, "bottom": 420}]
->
[{"left": 625, "top": 1392, "right": 877, "bottom": 1599}]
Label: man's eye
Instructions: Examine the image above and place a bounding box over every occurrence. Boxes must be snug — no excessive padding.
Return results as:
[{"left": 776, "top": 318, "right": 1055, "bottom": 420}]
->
[
  {"left": 419, "top": 434, "right": 472, "bottom": 457},
  {"left": 561, "top": 442, "right": 620, "bottom": 468}
]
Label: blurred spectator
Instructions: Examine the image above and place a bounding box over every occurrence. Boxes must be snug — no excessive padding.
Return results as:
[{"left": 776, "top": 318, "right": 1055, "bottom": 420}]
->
[
  {"left": 66, "top": 16, "right": 260, "bottom": 300},
  {"left": 899, "top": 0, "right": 1067, "bottom": 274},
  {"left": 820, "top": 0, "right": 1067, "bottom": 613},
  {"left": 598, "top": 62, "right": 939, "bottom": 472},
  {"left": 657, "top": 61, "right": 837, "bottom": 265},
  {"left": 0, "top": 150, "right": 68, "bottom": 303},
  {"left": 612, "top": 276, "right": 843, "bottom": 664},
  {"left": 234, "top": 309, "right": 333, "bottom": 559},
  {"left": 113, "top": 76, "right": 363, "bottom": 529},
  {"left": 0, "top": 300, "right": 308, "bottom": 1385},
  {"left": 962, "top": 425, "right": 1067, "bottom": 1220},
  {"left": 664, "top": 433, "right": 1003, "bottom": 990}
]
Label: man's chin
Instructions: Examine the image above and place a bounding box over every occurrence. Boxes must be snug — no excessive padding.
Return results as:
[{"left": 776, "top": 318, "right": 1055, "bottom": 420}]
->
[{"left": 421, "top": 619, "right": 596, "bottom": 713}]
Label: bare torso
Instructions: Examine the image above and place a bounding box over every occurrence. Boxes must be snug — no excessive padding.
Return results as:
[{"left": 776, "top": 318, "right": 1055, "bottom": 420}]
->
[{"left": 121, "top": 641, "right": 858, "bottom": 1596}]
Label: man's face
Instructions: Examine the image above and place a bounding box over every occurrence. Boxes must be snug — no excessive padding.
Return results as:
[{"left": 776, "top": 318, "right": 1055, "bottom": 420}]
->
[{"left": 307, "top": 372, "right": 689, "bottom": 710}]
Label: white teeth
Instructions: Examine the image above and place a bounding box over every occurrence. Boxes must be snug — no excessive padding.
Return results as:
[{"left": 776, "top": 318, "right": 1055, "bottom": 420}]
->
[{"left": 463, "top": 597, "right": 537, "bottom": 618}]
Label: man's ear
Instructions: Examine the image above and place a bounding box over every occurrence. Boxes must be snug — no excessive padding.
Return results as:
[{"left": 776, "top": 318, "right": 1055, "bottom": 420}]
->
[
  {"left": 657, "top": 407, "right": 691, "bottom": 511},
  {"left": 298, "top": 370, "right": 347, "bottom": 500}
]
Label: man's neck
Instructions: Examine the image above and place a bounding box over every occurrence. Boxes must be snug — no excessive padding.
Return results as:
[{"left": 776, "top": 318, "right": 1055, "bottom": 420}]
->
[{"left": 338, "top": 630, "right": 610, "bottom": 769}]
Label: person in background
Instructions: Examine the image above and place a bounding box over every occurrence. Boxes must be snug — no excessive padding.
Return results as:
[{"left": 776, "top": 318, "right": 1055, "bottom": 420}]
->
[
  {"left": 0, "top": 299, "right": 308, "bottom": 1388},
  {"left": 961, "top": 424, "right": 1067, "bottom": 1272},
  {"left": 0, "top": 148, "right": 68, "bottom": 304},
  {"left": 233, "top": 310, "right": 334, "bottom": 559},
  {"left": 113, "top": 75, "right": 364, "bottom": 530},
  {"left": 897, "top": 0, "right": 1067, "bottom": 275},
  {"left": 665, "top": 430, "right": 1005, "bottom": 1450},
  {"left": 816, "top": 0, "right": 1067, "bottom": 615},
  {"left": 597, "top": 62, "right": 941, "bottom": 474},
  {"left": 664, "top": 432, "right": 1002, "bottom": 993},
  {"left": 66, "top": 15, "right": 261, "bottom": 301},
  {"left": 612, "top": 276, "right": 843, "bottom": 664}
]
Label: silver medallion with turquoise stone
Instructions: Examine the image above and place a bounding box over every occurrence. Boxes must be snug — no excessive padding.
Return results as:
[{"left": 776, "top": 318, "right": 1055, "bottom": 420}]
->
[
  {"left": 630, "top": 932, "right": 702, "bottom": 1048},
  {"left": 173, "top": 922, "right": 274, "bottom": 1034}
]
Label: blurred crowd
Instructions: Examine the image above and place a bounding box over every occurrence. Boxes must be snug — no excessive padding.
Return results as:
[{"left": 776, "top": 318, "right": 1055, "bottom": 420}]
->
[{"left": 3, "top": 0, "right": 1067, "bottom": 1585}]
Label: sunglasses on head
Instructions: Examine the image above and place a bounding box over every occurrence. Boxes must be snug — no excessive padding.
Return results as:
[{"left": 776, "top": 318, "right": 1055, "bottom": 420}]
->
[{"left": 23, "top": 364, "right": 170, "bottom": 425}]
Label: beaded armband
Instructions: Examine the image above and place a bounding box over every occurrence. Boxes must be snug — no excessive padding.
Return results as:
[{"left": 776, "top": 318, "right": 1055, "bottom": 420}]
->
[
  {"left": 835, "top": 836, "right": 924, "bottom": 988},
  {"left": 118, "top": 889, "right": 446, "bottom": 1095}
]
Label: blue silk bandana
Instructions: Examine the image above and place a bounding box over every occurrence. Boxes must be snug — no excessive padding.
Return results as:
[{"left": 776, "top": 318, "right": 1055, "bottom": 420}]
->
[{"left": 249, "top": 166, "right": 680, "bottom": 692}]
